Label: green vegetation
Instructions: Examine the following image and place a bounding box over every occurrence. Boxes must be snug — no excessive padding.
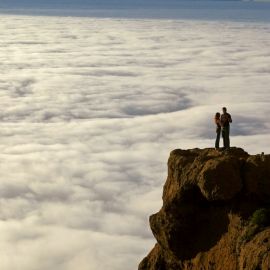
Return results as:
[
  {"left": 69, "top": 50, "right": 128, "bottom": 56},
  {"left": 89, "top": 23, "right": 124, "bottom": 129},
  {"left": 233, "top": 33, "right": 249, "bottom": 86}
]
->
[
  {"left": 250, "top": 208, "right": 270, "bottom": 227},
  {"left": 240, "top": 208, "right": 270, "bottom": 244}
]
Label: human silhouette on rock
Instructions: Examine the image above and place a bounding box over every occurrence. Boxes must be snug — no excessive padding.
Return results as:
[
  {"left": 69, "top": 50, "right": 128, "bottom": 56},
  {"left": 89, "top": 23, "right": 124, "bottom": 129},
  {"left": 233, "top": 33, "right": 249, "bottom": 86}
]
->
[
  {"left": 220, "top": 107, "right": 232, "bottom": 149},
  {"left": 214, "top": 112, "right": 221, "bottom": 149}
]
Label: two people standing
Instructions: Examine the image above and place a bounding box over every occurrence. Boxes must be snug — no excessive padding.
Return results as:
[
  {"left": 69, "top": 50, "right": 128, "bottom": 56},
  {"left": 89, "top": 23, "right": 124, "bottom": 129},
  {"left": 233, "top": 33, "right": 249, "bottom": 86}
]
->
[{"left": 214, "top": 107, "right": 232, "bottom": 149}]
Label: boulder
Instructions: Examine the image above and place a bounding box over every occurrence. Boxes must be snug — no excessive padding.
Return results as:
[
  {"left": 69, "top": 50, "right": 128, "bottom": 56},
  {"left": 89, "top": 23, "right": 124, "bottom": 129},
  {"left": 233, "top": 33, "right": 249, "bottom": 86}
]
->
[{"left": 139, "top": 148, "right": 270, "bottom": 270}]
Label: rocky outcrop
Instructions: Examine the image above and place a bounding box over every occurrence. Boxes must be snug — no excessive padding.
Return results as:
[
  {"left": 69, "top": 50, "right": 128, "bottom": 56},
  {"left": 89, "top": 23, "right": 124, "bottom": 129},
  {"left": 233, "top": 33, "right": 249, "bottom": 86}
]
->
[{"left": 139, "top": 148, "right": 270, "bottom": 270}]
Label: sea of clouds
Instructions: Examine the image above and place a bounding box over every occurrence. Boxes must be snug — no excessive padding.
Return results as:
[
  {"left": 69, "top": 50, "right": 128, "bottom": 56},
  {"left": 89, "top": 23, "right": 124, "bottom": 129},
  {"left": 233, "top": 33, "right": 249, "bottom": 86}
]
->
[{"left": 0, "top": 11, "right": 270, "bottom": 270}]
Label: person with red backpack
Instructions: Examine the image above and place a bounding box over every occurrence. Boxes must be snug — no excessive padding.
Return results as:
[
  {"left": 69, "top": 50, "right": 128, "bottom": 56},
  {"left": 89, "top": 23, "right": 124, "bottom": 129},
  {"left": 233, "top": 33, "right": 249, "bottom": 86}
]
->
[{"left": 220, "top": 107, "right": 232, "bottom": 149}]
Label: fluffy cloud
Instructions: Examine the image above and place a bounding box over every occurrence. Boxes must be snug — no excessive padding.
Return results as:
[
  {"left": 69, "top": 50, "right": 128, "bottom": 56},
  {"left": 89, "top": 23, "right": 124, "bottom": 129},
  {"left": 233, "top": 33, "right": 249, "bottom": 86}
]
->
[{"left": 0, "top": 13, "right": 269, "bottom": 270}]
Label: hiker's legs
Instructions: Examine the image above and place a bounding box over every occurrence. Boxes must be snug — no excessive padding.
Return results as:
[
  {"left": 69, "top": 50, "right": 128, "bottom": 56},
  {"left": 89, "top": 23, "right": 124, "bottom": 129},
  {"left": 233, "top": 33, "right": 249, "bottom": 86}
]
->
[
  {"left": 222, "top": 128, "right": 226, "bottom": 148},
  {"left": 222, "top": 127, "right": 230, "bottom": 148},
  {"left": 227, "top": 126, "right": 230, "bottom": 148},
  {"left": 215, "top": 129, "right": 221, "bottom": 148}
]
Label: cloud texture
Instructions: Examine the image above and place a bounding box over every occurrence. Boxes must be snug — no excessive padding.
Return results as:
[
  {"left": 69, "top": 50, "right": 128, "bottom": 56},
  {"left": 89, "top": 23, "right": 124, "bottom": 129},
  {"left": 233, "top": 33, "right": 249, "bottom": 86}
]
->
[{"left": 0, "top": 14, "right": 270, "bottom": 270}]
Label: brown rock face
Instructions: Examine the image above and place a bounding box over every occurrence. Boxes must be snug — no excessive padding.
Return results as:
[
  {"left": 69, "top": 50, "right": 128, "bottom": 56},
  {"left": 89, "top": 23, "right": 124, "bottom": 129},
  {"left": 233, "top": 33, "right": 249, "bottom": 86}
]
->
[{"left": 139, "top": 148, "right": 270, "bottom": 270}]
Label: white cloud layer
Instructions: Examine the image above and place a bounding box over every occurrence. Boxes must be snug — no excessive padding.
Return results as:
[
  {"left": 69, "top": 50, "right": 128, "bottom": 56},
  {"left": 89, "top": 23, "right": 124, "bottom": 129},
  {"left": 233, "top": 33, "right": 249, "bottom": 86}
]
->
[{"left": 0, "top": 13, "right": 270, "bottom": 270}]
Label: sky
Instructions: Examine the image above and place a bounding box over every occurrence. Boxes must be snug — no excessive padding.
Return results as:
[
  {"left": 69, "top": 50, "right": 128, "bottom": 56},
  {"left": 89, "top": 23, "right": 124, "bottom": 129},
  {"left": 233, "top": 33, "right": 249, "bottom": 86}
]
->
[
  {"left": 1, "top": 0, "right": 270, "bottom": 22},
  {"left": 0, "top": 3, "right": 270, "bottom": 270},
  {"left": 0, "top": 0, "right": 250, "bottom": 7}
]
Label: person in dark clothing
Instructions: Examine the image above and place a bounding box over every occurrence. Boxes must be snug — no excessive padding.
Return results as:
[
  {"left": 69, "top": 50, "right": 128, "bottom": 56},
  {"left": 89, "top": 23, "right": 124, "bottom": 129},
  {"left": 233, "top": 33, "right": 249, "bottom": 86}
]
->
[
  {"left": 220, "top": 107, "right": 232, "bottom": 149},
  {"left": 214, "top": 112, "right": 221, "bottom": 149}
]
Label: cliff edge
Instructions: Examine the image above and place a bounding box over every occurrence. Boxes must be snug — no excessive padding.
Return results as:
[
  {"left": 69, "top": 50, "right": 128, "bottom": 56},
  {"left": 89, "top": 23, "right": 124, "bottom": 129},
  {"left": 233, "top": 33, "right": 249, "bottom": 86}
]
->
[{"left": 139, "top": 148, "right": 270, "bottom": 270}]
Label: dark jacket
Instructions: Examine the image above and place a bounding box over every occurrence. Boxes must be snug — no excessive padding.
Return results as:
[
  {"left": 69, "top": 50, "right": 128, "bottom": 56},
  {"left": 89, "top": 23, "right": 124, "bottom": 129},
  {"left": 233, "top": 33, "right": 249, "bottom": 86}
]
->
[{"left": 221, "top": 113, "right": 232, "bottom": 127}]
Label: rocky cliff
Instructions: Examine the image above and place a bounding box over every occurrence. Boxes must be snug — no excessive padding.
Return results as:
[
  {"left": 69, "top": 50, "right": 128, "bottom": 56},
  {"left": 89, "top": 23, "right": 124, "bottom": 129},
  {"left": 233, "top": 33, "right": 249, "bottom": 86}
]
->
[{"left": 139, "top": 148, "right": 270, "bottom": 270}]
